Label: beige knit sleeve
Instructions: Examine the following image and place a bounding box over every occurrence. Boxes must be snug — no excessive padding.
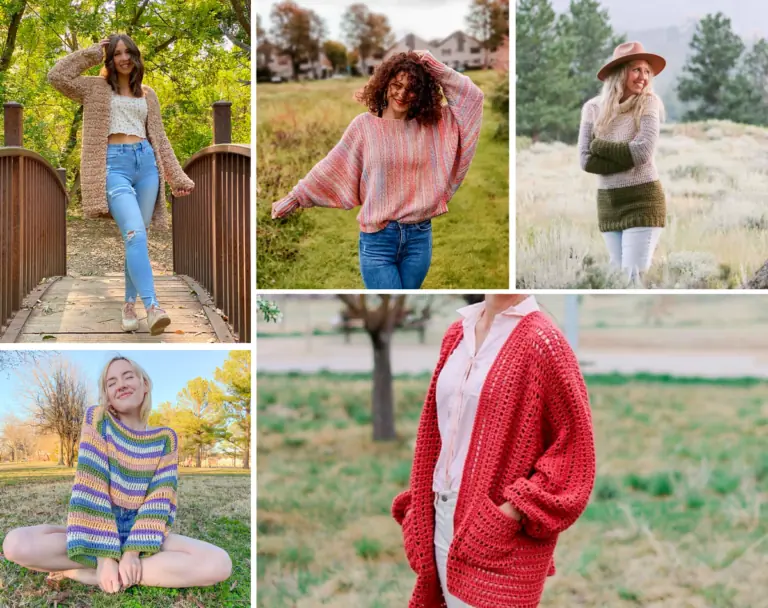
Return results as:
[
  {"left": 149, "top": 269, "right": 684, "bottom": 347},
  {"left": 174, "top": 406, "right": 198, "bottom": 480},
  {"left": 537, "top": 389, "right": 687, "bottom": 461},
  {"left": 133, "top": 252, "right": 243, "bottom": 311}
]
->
[
  {"left": 628, "top": 95, "right": 661, "bottom": 166},
  {"left": 145, "top": 88, "right": 195, "bottom": 192},
  {"left": 47, "top": 43, "right": 104, "bottom": 104}
]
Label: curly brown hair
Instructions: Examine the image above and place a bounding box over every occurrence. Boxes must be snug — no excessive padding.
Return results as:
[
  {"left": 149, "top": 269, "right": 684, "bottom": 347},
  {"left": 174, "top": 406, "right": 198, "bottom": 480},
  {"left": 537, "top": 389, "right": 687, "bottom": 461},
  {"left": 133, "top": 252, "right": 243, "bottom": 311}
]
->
[{"left": 355, "top": 52, "right": 443, "bottom": 125}]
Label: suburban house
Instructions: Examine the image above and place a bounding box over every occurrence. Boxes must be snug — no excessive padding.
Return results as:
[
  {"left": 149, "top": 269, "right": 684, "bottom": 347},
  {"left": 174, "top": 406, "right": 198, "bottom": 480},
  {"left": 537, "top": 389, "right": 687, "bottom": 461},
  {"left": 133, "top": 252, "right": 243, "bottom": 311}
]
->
[{"left": 262, "top": 30, "right": 498, "bottom": 81}]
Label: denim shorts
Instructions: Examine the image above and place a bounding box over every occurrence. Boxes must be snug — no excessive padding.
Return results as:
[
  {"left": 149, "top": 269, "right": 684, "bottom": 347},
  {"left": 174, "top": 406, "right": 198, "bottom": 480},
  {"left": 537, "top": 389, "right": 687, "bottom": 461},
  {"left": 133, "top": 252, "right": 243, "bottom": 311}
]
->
[{"left": 112, "top": 504, "right": 139, "bottom": 547}]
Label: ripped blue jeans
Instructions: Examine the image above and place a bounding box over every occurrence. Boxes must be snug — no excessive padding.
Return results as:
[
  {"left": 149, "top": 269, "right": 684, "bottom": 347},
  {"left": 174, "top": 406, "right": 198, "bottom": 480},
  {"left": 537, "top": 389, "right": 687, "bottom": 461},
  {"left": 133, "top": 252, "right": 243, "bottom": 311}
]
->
[{"left": 106, "top": 140, "right": 160, "bottom": 307}]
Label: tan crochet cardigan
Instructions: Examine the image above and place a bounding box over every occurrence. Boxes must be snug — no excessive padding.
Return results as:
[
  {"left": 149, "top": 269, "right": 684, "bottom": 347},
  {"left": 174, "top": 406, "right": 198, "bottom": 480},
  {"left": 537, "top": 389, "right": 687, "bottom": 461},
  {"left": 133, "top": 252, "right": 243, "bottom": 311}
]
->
[{"left": 47, "top": 43, "right": 194, "bottom": 229}]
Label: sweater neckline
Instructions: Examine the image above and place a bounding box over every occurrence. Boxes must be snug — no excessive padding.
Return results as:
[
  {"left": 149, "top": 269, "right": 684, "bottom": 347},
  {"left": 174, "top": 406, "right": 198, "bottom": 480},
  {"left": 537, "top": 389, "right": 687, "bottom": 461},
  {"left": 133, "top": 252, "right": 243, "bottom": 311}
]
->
[
  {"left": 104, "top": 408, "right": 158, "bottom": 437},
  {"left": 618, "top": 95, "right": 639, "bottom": 114}
]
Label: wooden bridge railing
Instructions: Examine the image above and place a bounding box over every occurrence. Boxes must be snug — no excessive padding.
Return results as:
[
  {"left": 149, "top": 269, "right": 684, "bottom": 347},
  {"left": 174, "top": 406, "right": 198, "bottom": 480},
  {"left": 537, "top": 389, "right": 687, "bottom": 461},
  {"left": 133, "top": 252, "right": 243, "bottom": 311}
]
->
[
  {"left": 0, "top": 102, "right": 68, "bottom": 331},
  {"left": 172, "top": 101, "right": 251, "bottom": 343}
]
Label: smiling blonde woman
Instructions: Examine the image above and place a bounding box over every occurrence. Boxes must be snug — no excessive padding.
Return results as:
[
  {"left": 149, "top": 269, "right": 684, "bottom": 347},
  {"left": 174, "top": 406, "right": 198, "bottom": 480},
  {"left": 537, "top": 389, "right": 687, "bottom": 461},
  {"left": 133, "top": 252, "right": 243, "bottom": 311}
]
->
[{"left": 578, "top": 41, "right": 667, "bottom": 285}]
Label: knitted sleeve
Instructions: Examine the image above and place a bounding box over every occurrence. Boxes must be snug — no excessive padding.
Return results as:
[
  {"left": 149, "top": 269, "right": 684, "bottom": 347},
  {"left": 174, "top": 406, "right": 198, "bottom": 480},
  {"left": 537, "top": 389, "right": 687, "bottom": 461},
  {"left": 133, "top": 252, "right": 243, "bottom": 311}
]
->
[
  {"left": 144, "top": 87, "right": 195, "bottom": 193},
  {"left": 272, "top": 114, "right": 365, "bottom": 218},
  {"left": 122, "top": 429, "right": 179, "bottom": 556},
  {"left": 419, "top": 51, "right": 484, "bottom": 195},
  {"left": 578, "top": 100, "right": 627, "bottom": 175},
  {"left": 589, "top": 95, "right": 661, "bottom": 169},
  {"left": 66, "top": 406, "right": 121, "bottom": 568},
  {"left": 503, "top": 329, "right": 596, "bottom": 539},
  {"left": 47, "top": 43, "right": 104, "bottom": 104}
]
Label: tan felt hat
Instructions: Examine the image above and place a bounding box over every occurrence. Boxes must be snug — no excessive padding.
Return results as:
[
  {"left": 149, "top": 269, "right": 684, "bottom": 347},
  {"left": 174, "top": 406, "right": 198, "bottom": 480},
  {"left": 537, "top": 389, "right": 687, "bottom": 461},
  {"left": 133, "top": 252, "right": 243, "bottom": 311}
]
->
[{"left": 597, "top": 41, "right": 666, "bottom": 82}]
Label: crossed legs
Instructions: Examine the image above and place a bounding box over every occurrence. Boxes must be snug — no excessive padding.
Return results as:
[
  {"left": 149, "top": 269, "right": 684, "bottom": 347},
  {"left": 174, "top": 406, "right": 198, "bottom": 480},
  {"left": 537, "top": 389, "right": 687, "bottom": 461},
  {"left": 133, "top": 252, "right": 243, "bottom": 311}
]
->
[{"left": 3, "top": 525, "right": 232, "bottom": 590}]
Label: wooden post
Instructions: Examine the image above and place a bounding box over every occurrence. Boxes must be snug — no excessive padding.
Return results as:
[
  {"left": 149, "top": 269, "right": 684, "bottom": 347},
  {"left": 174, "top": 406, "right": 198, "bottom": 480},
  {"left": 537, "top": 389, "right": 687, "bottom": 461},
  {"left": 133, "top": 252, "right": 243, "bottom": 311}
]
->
[
  {"left": 4, "top": 102, "right": 23, "bottom": 147},
  {"left": 212, "top": 101, "right": 232, "bottom": 144},
  {"left": 56, "top": 167, "right": 66, "bottom": 186}
]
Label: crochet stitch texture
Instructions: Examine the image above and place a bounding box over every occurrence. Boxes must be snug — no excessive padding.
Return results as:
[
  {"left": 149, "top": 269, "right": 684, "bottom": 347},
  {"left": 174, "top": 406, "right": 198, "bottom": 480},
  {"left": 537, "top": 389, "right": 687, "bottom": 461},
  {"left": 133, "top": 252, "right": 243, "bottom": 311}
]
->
[
  {"left": 578, "top": 94, "right": 666, "bottom": 232},
  {"left": 66, "top": 405, "right": 178, "bottom": 567},
  {"left": 391, "top": 312, "right": 596, "bottom": 608},
  {"left": 47, "top": 43, "right": 194, "bottom": 230},
  {"left": 272, "top": 51, "right": 484, "bottom": 233}
]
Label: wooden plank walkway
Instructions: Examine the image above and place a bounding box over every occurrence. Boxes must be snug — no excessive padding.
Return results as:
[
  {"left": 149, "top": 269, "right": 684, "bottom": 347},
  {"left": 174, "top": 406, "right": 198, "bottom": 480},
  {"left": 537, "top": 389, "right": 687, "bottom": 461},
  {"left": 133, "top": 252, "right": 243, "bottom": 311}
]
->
[{"left": 0, "top": 275, "right": 235, "bottom": 343}]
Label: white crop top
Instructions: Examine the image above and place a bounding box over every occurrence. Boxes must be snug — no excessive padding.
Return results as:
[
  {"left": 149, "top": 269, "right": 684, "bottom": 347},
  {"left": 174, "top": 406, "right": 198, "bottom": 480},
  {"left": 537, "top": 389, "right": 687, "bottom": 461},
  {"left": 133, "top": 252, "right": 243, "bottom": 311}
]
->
[{"left": 109, "top": 92, "right": 148, "bottom": 138}]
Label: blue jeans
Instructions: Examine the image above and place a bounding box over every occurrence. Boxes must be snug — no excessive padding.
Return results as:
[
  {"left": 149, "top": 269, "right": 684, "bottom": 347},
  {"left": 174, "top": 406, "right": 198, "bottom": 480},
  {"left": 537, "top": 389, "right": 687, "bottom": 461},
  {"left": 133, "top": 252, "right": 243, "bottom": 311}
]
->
[
  {"left": 106, "top": 140, "right": 160, "bottom": 307},
  {"left": 112, "top": 504, "right": 139, "bottom": 548},
  {"left": 359, "top": 220, "right": 432, "bottom": 289}
]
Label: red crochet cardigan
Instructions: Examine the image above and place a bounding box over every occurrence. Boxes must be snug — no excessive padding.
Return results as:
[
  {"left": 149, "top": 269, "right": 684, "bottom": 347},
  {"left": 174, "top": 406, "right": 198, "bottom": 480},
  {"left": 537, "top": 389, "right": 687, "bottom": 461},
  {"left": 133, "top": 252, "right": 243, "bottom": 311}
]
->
[{"left": 391, "top": 312, "right": 596, "bottom": 608}]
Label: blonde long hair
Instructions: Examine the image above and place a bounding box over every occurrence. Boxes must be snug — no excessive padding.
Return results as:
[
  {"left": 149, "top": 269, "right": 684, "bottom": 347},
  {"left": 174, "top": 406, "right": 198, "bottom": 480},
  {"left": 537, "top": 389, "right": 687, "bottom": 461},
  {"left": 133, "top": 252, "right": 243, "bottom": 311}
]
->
[
  {"left": 594, "top": 62, "right": 665, "bottom": 137},
  {"left": 98, "top": 355, "right": 153, "bottom": 424}
]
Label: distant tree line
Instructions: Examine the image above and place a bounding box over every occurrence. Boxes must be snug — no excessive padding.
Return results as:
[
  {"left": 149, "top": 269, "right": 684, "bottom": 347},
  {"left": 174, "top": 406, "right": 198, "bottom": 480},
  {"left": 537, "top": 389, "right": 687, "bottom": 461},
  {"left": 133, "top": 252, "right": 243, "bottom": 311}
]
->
[
  {"left": 517, "top": 0, "right": 768, "bottom": 143},
  {"left": 257, "top": 0, "right": 508, "bottom": 82}
]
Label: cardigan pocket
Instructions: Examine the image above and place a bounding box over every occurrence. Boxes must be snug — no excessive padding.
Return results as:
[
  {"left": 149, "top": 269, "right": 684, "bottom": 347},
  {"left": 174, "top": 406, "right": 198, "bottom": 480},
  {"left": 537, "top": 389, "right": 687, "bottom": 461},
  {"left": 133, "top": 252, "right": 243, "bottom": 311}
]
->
[{"left": 455, "top": 494, "right": 521, "bottom": 567}]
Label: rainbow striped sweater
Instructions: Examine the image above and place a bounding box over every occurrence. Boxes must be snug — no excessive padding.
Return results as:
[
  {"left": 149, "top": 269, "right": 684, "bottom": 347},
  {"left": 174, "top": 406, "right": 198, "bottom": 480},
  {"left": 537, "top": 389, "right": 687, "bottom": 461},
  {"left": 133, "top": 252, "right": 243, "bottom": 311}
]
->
[
  {"left": 66, "top": 405, "right": 178, "bottom": 567},
  {"left": 271, "top": 51, "right": 485, "bottom": 233}
]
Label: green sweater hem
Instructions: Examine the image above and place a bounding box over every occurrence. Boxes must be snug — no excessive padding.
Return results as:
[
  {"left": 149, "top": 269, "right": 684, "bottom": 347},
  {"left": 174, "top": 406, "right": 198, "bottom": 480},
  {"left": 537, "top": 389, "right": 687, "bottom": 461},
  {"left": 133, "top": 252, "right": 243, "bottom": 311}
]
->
[{"left": 597, "top": 180, "right": 666, "bottom": 232}]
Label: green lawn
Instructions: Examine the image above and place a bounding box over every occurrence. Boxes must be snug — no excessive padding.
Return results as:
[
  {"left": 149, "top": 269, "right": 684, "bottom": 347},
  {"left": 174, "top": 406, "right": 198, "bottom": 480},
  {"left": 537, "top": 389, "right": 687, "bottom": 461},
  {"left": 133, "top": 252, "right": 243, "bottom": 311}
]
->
[
  {"left": 257, "top": 372, "right": 768, "bottom": 607},
  {"left": 256, "top": 70, "right": 509, "bottom": 289},
  {"left": 0, "top": 465, "right": 251, "bottom": 608}
]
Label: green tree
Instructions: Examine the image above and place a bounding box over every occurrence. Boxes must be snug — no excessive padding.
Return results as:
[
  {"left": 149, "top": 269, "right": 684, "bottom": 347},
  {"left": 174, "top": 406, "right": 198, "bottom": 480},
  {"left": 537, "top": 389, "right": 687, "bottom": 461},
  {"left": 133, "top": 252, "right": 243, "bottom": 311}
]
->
[
  {"left": 677, "top": 12, "right": 744, "bottom": 121},
  {"left": 322, "top": 40, "right": 348, "bottom": 73},
  {"left": 516, "top": 0, "right": 579, "bottom": 141},
  {"left": 556, "top": 0, "right": 624, "bottom": 110},
  {"left": 214, "top": 350, "right": 250, "bottom": 469},
  {"left": 177, "top": 377, "right": 226, "bottom": 468}
]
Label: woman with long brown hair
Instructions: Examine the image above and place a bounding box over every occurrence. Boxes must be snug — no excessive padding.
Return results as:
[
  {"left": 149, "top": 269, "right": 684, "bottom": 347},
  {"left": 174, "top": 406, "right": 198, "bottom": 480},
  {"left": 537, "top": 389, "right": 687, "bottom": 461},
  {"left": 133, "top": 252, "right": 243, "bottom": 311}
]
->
[{"left": 48, "top": 34, "right": 195, "bottom": 335}]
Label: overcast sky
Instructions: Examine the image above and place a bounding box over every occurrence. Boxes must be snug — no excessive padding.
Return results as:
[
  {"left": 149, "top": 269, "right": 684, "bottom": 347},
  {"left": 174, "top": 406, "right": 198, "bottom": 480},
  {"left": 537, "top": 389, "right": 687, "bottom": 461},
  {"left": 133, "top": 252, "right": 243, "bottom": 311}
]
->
[
  {"left": 550, "top": 0, "right": 767, "bottom": 37},
  {"left": 258, "top": 0, "right": 476, "bottom": 43}
]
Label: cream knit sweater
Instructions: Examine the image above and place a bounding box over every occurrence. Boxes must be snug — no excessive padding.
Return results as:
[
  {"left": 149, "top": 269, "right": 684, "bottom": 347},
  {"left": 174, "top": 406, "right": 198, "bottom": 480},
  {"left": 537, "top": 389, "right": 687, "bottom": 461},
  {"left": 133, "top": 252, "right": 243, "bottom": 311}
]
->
[{"left": 48, "top": 43, "right": 194, "bottom": 229}]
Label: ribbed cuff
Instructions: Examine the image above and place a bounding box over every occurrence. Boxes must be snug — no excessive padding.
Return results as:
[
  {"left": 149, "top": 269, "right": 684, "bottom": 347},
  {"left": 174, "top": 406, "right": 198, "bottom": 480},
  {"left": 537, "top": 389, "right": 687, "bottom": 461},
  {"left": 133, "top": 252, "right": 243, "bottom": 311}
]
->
[{"left": 272, "top": 193, "right": 301, "bottom": 219}]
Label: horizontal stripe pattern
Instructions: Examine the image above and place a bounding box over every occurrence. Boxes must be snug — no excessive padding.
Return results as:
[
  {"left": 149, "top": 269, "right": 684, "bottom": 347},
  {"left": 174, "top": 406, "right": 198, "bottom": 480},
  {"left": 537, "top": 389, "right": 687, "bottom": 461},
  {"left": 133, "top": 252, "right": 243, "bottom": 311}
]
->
[
  {"left": 272, "top": 51, "right": 484, "bottom": 233},
  {"left": 66, "top": 405, "right": 178, "bottom": 566}
]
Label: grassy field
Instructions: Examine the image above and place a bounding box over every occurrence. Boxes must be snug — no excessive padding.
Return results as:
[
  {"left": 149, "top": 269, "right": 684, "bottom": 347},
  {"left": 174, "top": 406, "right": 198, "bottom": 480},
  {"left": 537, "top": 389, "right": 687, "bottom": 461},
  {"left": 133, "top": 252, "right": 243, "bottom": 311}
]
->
[
  {"left": 516, "top": 121, "right": 768, "bottom": 288},
  {"left": 257, "top": 372, "right": 768, "bottom": 607},
  {"left": 257, "top": 70, "right": 509, "bottom": 289},
  {"left": 0, "top": 464, "right": 251, "bottom": 608}
]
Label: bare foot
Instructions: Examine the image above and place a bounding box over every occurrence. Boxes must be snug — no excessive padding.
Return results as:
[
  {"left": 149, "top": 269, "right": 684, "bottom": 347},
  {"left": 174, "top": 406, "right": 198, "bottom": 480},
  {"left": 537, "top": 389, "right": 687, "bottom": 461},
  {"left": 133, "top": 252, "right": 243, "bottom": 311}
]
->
[{"left": 60, "top": 568, "right": 100, "bottom": 586}]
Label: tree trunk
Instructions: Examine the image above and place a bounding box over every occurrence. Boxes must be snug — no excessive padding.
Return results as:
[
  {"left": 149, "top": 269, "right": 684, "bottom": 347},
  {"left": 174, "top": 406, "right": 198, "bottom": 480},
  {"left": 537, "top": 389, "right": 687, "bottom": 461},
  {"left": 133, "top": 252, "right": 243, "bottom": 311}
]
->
[
  {"left": 242, "top": 434, "right": 250, "bottom": 469},
  {"left": 196, "top": 445, "right": 202, "bottom": 468},
  {"left": 0, "top": 1, "right": 26, "bottom": 74},
  {"left": 370, "top": 331, "right": 395, "bottom": 441},
  {"left": 58, "top": 435, "right": 64, "bottom": 465}
]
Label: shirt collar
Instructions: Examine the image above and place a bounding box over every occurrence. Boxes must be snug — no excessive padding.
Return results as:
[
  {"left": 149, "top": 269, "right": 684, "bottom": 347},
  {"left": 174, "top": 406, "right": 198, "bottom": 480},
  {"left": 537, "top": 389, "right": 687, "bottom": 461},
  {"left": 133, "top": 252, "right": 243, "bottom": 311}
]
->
[{"left": 456, "top": 296, "right": 539, "bottom": 321}]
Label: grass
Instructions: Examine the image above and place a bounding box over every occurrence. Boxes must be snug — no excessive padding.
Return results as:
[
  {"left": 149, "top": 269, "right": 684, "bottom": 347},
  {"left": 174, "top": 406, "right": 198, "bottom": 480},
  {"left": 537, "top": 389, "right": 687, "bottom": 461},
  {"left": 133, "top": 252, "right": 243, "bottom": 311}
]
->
[
  {"left": 516, "top": 121, "right": 768, "bottom": 288},
  {"left": 257, "top": 372, "right": 768, "bottom": 607},
  {"left": 0, "top": 464, "right": 251, "bottom": 608},
  {"left": 257, "top": 70, "right": 509, "bottom": 289}
]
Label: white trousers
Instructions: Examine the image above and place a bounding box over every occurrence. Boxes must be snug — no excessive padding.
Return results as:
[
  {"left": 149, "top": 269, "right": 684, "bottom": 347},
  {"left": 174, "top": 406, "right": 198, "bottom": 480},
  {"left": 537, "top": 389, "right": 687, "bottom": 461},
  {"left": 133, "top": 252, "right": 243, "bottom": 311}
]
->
[
  {"left": 601, "top": 227, "right": 663, "bottom": 282},
  {"left": 434, "top": 490, "right": 471, "bottom": 608}
]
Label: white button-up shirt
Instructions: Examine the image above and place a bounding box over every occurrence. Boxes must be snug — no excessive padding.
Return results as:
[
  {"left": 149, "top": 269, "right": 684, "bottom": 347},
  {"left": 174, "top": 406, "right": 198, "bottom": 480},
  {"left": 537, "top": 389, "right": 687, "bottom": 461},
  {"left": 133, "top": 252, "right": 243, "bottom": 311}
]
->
[{"left": 432, "top": 296, "right": 540, "bottom": 492}]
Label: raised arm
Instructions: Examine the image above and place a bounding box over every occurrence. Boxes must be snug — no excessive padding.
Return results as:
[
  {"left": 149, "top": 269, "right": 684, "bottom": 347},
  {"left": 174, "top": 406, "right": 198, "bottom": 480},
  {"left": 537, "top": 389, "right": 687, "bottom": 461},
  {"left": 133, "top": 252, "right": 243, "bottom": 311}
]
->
[
  {"left": 144, "top": 88, "right": 195, "bottom": 194},
  {"left": 589, "top": 95, "right": 661, "bottom": 170},
  {"left": 271, "top": 115, "right": 365, "bottom": 219},
  {"left": 419, "top": 51, "right": 484, "bottom": 194},
  {"left": 122, "top": 429, "right": 179, "bottom": 556},
  {"left": 66, "top": 406, "right": 121, "bottom": 567},
  {"left": 47, "top": 43, "right": 104, "bottom": 104},
  {"left": 503, "top": 334, "right": 596, "bottom": 540}
]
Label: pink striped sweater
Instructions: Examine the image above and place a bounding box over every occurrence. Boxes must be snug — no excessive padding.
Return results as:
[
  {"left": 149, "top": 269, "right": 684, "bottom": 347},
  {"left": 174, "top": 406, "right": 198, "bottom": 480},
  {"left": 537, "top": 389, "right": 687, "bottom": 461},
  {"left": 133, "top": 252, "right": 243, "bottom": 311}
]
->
[{"left": 271, "top": 52, "right": 485, "bottom": 233}]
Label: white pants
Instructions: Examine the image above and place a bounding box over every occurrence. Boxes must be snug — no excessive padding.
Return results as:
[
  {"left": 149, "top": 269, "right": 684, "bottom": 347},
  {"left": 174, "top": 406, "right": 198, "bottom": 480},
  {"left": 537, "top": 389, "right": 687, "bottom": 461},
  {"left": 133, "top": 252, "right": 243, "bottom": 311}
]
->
[
  {"left": 434, "top": 490, "right": 471, "bottom": 608},
  {"left": 602, "top": 227, "right": 663, "bottom": 282}
]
